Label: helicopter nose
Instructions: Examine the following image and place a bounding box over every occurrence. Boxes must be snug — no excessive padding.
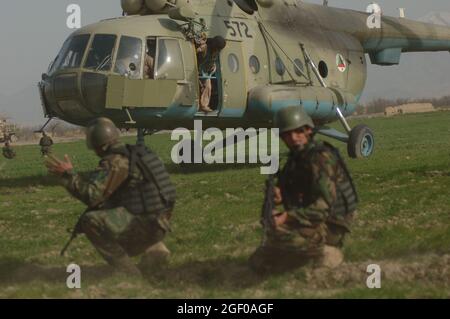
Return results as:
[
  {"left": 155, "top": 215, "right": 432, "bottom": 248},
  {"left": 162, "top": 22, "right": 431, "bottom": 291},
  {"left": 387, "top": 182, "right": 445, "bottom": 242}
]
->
[{"left": 40, "top": 72, "right": 108, "bottom": 125}]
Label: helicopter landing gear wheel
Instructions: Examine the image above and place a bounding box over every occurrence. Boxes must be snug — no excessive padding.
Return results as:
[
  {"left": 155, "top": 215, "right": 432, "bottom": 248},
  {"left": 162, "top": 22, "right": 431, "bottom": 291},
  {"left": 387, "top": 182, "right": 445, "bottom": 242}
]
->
[{"left": 347, "top": 124, "right": 374, "bottom": 159}]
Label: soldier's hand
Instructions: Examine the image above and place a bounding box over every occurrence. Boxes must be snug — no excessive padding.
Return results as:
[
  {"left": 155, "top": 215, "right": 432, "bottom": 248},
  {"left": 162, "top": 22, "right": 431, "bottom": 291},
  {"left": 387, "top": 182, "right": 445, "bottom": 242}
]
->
[
  {"left": 273, "top": 186, "right": 282, "bottom": 205},
  {"left": 45, "top": 154, "right": 73, "bottom": 176},
  {"left": 272, "top": 210, "right": 288, "bottom": 227}
]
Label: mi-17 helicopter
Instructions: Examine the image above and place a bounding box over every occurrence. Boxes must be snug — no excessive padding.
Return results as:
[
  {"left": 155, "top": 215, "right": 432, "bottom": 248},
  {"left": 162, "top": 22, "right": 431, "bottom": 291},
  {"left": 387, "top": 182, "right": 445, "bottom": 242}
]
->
[{"left": 38, "top": 0, "right": 450, "bottom": 158}]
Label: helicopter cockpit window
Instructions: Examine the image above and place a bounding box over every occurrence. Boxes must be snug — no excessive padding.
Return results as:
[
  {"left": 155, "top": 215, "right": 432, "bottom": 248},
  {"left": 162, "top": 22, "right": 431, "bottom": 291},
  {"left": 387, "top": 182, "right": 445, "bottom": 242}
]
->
[
  {"left": 114, "top": 36, "right": 142, "bottom": 79},
  {"left": 84, "top": 34, "right": 117, "bottom": 71},
  {"left": 52, "top": 34, "right": 90, "bottom": 73},
  {"left": 155, "top": 39, "right": 184, "bottom": 80},
  {"left": 145, "top": 38, "right": 157, "bottom": 79}
]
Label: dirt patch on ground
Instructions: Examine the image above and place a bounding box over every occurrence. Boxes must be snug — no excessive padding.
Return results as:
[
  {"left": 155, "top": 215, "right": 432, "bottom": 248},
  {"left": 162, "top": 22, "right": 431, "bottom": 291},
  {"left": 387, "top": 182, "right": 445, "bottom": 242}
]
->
[{"left": 304, "top": 253, "right": 450, "bottom": 289}]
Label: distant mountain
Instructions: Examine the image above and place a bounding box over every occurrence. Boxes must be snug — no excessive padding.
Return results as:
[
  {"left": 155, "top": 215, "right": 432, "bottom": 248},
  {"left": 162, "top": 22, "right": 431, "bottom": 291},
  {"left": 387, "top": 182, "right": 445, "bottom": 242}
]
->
[{"left": 419, "top": 11, "right": 450, "bottom": 26}]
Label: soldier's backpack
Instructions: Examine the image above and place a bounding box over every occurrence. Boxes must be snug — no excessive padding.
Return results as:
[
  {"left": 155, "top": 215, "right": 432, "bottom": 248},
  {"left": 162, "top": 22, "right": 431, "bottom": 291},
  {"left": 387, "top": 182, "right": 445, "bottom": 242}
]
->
[
  {"left": 111, "top": 144, "right": 176, "bottom": 216},
  {"left": 315, "top": 141, "right": 358, "bottom": 217}
]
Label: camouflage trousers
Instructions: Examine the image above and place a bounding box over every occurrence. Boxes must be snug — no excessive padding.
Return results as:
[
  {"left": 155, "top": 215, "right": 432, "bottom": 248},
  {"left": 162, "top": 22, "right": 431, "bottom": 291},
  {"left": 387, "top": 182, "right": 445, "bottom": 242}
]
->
[
  {"left": 79, "top": 207, "right": 169, "bottom": 266},
  {"left": 41, "top": 146, "right": 52, "bottom": 156},
  {"left": 249, "top": 222, "right": 348, "bottom": 274}
]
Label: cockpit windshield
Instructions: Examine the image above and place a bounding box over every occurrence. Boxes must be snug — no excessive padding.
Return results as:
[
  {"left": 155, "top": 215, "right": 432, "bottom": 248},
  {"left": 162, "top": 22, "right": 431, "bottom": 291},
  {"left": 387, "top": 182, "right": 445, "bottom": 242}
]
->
[
  {"left": 50, "top": 34, "right": 90, "bottom": 73},
  {"left": 84, "top": 34, "right": 117, "bottom": 71},
  {"left": 155, "top": 39, "right": 184, "bottom": 80},
  {"left": 114, "top": 36, "right": 142, "bottom": 79},
  {"left": 48, "top": 33, "right": 185, "bottom": 82}
]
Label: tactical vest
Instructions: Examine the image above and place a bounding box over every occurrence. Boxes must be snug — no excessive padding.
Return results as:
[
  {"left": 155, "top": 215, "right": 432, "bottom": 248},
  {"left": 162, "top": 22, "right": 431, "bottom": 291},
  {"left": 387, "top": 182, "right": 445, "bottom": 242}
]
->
[
  {"left": 279, "top": 141, "right": 358, "bottom": 220},
  {"left": 108, "top": 144, "right": 176, "bottom": 216}
]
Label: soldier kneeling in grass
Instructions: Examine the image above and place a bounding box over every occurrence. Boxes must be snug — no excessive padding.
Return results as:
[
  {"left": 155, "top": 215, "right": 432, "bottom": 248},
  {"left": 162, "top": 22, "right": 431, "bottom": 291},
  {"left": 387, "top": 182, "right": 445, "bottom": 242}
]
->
[
  {"left": 250, "top": 106, "right": 357, "bottom": 274},
  {"left": 45, "top": 118, "right": 176, "bottom": 276}
]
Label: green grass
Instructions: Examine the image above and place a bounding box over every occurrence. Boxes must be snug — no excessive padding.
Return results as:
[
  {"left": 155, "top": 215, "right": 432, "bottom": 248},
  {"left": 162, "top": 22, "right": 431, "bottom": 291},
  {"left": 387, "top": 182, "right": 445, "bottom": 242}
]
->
[{"left": 1, "top": 111, "right": 450, "bottom": 298}]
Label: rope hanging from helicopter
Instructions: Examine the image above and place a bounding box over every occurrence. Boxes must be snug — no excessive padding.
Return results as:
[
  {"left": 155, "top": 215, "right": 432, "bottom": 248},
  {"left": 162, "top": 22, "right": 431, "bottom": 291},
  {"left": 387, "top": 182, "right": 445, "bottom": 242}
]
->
[{"left": 178, "top": 17, "right": 209, "bottom": 46}]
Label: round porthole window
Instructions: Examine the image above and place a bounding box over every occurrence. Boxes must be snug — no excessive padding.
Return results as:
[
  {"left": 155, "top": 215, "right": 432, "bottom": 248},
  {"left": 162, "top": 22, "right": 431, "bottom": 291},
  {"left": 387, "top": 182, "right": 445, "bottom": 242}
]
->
[
  {"left": 249, "top": 55, "right": 260, "bottom": 74},
  {"left": 293, "top": 58, "right": 304, "bottom": 76},
  {"left": 275, "top": 57, "right": 285, "bottom": 76},
  {"left": 228, "top": 54, "right": 239, "bottom": 73},
  {"left": 318, "top": 61, "right": 328, "bottom": 78}
]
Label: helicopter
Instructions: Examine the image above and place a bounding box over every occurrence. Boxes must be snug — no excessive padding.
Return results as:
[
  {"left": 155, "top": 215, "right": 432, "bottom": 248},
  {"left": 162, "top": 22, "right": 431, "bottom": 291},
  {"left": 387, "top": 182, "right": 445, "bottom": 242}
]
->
[{"left": 38, "top": 0, "right": 450, "bottom": 158}]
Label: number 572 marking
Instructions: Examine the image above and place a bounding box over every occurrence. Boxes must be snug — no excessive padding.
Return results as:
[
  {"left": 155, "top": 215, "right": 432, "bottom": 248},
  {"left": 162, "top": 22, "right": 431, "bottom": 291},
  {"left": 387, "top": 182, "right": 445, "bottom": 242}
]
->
[{"left": 224, "top": 20, "right": 253, "bottom": 38}]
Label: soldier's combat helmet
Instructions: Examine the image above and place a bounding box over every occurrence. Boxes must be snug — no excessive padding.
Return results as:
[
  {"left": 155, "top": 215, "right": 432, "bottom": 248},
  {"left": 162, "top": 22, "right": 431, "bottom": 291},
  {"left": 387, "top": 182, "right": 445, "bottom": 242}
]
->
[
  {"left": 275, "top": 106, "right": 315, "bottom": 134},
  {"left": 86, "top": 117, "right": 120, "bottom": 150}
]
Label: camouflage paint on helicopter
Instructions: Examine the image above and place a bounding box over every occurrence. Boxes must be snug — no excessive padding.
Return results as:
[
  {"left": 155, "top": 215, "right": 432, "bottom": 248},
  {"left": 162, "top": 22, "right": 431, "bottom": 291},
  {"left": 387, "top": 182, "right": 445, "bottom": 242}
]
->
[{"left": 38, "top": 0, "right": 450, "bottom": 158}]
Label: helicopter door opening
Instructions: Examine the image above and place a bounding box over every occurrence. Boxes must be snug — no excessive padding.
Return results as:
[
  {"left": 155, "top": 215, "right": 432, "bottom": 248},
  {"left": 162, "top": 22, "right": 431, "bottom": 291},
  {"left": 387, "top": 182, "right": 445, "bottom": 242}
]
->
[
  {"left": 144, "top": 38, "right": 157, "bottom": 79},
  {"left": 195, "top": 38, "right": 222, "bottom": 115}
]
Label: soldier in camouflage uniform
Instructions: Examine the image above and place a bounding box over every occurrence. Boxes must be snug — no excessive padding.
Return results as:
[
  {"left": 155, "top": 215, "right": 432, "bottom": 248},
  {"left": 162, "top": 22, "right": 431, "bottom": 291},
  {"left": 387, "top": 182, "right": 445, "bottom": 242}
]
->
[
  {"left": 249, "top": 106, "right": 357, "bottom": 274},
  {"left": 39, "top": 132, "right": 53, "bottom": 156},
  {"left": 2, "top": 142, "right": 16, "bottom": 159},
  {"left": 45, "top": 118, "right": 176, "bottom": 276}
]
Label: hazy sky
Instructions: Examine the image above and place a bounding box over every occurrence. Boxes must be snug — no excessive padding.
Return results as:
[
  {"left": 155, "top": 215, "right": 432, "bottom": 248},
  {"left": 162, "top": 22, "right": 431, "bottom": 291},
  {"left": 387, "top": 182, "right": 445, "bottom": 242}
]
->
[
  {"left": 0, "top": 1, "right": 119, "bottom": 96},
  {"left": 0, "top": 1, "right": 449, "bottom": 124}
]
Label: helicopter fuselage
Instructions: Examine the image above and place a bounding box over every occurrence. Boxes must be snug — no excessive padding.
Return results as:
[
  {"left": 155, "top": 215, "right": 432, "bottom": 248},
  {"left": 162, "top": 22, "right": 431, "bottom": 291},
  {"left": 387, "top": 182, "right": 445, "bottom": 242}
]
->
[{"left": 39, "top": 1, "right": 450, "bottom": 132}]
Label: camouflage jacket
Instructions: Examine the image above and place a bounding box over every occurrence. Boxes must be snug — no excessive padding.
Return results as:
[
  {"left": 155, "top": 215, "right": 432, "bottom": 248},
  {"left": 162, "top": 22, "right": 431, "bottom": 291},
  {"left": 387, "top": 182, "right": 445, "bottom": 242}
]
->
[
  {"left": 277, "top": 140, "right": 352, "bottom": 230},
  {"left": 61, "top": 143, "right": 130, "bottom": 209}
]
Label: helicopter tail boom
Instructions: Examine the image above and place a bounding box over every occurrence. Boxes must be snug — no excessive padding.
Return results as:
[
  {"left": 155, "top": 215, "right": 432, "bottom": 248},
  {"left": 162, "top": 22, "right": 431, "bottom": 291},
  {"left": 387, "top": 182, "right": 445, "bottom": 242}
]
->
[{"left": 359, "top": 16, "right": 450, "bottom": 65}]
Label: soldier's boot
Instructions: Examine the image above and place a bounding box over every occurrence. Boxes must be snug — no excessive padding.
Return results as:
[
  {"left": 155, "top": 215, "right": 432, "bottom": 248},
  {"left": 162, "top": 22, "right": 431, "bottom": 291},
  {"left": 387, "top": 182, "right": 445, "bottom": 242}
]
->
[
  {"left": 139, "top": 242, "right": 171, "bottom": 270},
  {"left": 315, "top": 245, "right": 344, "bottom": 269},
  {"left": 79, "top": 213, "right": 142, "bottom": 277},
  {"left": 110, "top": 255, "right": 142, "bottom": 278},
  {"left": 199, "top": 106, "right": 213, "bottom": 113}
]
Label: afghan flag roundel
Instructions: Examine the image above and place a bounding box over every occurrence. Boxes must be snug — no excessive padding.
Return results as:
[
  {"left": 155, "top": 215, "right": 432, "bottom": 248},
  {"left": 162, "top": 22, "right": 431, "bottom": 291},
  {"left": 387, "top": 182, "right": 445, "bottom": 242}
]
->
[{"left": 336, "top": 53, "right": 347, "bottom": 72}]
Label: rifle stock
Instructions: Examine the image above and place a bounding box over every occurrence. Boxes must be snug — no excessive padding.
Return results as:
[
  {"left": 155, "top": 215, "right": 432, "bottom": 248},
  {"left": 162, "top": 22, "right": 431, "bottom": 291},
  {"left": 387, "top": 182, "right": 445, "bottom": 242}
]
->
[
  {"left": 60, "top": 208, "right": 90, "bottom": 256},
  {"left": 261, "top": 175, "right": 275, "bottom": 230}
]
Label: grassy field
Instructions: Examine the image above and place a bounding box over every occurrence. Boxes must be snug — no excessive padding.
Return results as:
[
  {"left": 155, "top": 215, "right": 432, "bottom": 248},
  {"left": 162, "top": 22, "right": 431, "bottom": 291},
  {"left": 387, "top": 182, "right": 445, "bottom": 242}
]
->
[{"left": 1, "top": 111, "right": 450, "bottom": 298}]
